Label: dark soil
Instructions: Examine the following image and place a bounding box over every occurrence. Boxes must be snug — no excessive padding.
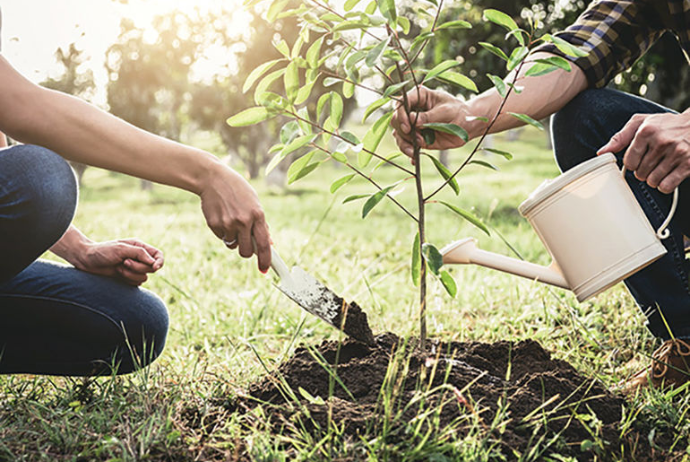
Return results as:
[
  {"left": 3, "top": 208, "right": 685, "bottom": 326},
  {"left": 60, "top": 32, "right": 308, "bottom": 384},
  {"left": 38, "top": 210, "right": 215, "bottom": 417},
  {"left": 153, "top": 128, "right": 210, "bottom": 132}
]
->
[
  {"left": 331, "top": 299, "right": 376, "bottom": 346},
  {"left": 231, "top": 333, "right": 682, "bottom": 461}
]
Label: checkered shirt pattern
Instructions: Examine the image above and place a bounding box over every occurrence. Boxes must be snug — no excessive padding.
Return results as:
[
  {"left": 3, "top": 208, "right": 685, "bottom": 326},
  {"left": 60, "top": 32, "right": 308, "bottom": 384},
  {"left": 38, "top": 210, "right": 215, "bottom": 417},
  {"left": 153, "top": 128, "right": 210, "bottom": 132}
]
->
[{"left": 538, "top": 0, "right": 690, "bottom": 88}]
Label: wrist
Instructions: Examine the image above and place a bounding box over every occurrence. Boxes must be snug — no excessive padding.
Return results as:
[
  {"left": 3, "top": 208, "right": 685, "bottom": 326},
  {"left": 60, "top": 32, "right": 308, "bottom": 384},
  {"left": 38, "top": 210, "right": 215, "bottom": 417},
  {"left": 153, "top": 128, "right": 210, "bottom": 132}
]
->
[
  {"left": 464, "top": 96, "right": 493, "bottom": 140},
  {"left": 50, "top": 226, "right": 93, "bottom": 267},
  {"left": 189, "top": 153, "right": 227, "bottom": 196}
]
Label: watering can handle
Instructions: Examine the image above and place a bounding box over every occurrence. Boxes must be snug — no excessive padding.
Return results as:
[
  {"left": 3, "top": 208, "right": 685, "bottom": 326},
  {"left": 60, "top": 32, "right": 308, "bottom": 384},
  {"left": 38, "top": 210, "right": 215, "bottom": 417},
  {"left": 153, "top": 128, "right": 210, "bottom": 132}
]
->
[{"left": 620, "top": 163, "right": 678, "bottom": 240}]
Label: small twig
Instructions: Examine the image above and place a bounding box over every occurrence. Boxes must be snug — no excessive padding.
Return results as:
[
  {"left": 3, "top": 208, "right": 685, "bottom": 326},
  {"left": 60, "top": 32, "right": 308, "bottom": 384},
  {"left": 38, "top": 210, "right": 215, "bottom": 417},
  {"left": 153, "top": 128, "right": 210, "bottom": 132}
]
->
[
  {"left": 321, "top": 70, "right": 401, "bottom": 102},
  {"left": 287, "top": 110, "right": 415, "bottom": 176},
  {"left": 310, "top": 143, "right": 419, "bottom": 222},
  {"left": 423, "top": 57, "right": 529, "bottom": 202}
]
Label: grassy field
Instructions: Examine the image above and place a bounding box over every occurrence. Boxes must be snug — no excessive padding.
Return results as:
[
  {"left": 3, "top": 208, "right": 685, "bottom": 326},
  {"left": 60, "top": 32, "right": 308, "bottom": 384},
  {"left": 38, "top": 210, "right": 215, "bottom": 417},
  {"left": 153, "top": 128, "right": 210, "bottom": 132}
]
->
[{"left": 1, "top": 127, "right": 689, "bottom": 461}]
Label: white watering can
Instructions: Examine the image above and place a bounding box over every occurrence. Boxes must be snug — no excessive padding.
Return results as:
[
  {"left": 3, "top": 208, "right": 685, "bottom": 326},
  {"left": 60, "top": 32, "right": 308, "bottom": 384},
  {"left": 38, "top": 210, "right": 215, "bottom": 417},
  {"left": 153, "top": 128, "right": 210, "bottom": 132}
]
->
[{"left": 441, "top": 153, "right": 679, "bottom": 302}]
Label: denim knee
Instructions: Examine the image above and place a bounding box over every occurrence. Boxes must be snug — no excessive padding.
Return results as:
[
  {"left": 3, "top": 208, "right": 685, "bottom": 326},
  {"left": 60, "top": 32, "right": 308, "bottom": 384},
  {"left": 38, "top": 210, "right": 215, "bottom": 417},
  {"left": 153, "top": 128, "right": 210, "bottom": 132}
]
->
[
  {"left": 0, "top": 145, "right": 77, "bottom": 281},
  {"left": 11, "top": 145, "right": 78, "bottom": 240},
  {"left": 115, "top": 289, "right": 169, "bottom": 374}
]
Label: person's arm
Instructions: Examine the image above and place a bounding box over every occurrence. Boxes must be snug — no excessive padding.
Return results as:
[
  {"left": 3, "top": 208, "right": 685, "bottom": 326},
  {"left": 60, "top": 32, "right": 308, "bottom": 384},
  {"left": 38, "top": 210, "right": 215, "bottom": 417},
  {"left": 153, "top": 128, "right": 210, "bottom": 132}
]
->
[
  {"left": 392, "top": 52, "right": 588, "bottom": 155},
  {"left": 51, "top": 225, "right": 164, "bottom": 286},
  {"left": 0, "top": 56, "right": 271, "bottom": 271}
]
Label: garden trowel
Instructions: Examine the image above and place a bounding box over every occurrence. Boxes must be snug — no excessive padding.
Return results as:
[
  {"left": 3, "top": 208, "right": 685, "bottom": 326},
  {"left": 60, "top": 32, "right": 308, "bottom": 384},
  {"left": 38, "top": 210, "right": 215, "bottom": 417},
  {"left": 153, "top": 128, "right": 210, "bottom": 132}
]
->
[{"left": 269, "top": 247, "right": 375, "bottom": 345}]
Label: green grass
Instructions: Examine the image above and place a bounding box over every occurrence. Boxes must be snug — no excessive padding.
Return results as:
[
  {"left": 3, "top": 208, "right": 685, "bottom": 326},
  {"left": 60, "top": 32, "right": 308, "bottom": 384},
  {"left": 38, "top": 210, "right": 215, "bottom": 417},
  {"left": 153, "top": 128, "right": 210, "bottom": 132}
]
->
[{"left": 1, "top": 127, "right": 688, "bottom": 461}]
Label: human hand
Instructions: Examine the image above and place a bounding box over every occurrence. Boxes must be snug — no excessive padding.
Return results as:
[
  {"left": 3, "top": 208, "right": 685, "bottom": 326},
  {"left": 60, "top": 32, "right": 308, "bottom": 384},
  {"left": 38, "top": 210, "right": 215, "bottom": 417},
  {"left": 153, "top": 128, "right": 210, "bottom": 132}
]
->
[
  {"left": 76, "top": 238, "right": 164, "bottom": 286},
  {"left": 598, "top": 112, "right": 690, "bottom": 194},
  {"left": 199, "top": 163, "right": 271, "bottom": 273},
  {"left": 391, "top": 86, "right": 472, "bottom": 157}
]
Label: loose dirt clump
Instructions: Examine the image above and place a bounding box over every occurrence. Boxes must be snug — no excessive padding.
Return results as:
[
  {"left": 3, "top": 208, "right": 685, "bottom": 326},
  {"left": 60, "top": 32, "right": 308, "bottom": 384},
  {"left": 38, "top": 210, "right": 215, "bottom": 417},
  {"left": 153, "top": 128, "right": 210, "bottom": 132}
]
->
[{"left": 232, "top": 333, "right": 676, "bottom": 461}]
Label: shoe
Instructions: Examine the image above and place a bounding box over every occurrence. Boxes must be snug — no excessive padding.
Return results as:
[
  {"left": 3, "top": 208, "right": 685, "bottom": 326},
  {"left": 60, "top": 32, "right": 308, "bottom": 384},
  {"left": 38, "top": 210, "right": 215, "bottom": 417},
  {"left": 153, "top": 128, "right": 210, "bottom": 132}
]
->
[{"left": 619, "top": 338, "right": 690, "bottom": 395}]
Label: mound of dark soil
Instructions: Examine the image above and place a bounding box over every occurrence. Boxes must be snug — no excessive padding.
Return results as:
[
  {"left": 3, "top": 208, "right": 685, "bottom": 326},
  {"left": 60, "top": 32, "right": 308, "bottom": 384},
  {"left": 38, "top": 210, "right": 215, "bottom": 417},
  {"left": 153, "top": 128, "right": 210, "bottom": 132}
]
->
[{"left": 233, "top": 333, "right": 675, "bottom": 461}]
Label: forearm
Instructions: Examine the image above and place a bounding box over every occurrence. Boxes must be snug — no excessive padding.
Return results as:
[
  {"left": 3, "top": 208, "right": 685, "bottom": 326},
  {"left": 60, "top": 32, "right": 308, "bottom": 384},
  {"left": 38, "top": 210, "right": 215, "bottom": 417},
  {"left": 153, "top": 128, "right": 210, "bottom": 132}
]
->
[
  {"left": 0, "top": 56, "right": 220, "bottom": 194},
  {"left": 49, "top": 225, "right": 92, "bottom": 268},
  {"left": 464, "top": 52, "right": 588, "bottom": 139}
]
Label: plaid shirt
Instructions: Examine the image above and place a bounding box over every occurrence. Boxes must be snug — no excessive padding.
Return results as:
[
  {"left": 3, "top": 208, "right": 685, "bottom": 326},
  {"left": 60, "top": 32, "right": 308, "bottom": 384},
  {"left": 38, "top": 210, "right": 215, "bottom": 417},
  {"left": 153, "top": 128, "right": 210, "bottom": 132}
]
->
[{"left": 539, "top": 0, "right": 690, "bottom": 88}]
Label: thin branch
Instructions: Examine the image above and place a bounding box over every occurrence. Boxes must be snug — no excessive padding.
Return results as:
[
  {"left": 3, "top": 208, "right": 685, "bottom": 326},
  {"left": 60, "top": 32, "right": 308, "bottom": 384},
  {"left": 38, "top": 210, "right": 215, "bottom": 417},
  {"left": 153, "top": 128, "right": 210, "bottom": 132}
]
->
[
  {"left": 310, "top": 143, "right": 419, "bottom": 222},
  {"left": 321, "top": 70, "right": 401, "bottom": 102},
  {"left": 287, "top": 110, "right": 415, "bottom": 176},
  {"left": 423, "top": 58, "right": 529, "bottom": 202},
  {"left": 409, "top": 0, "right": 445, "bottom": 68}
]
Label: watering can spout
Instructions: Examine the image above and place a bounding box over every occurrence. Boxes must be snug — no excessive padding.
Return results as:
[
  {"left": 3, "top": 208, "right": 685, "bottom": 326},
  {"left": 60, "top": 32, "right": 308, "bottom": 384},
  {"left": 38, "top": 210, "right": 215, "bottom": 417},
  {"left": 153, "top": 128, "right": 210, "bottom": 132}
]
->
[{"left": 441, "top": 238, "right": 569, "bottom": 289}]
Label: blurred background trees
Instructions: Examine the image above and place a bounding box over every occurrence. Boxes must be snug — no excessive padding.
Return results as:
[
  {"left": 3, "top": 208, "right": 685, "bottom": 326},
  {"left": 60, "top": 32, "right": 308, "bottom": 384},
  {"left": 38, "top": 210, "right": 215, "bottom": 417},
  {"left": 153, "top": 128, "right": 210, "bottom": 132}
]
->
[{"left": 37, "top": 0, "right": 690, "bottom": 185}]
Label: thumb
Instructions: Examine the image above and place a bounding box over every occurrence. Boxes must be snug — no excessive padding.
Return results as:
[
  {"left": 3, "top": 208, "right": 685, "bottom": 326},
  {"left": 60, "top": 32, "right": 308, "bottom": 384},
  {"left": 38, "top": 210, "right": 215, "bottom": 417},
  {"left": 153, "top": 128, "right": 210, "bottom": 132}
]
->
[{"left": 597, "top": 117, "right": 644, "bottom": 155}]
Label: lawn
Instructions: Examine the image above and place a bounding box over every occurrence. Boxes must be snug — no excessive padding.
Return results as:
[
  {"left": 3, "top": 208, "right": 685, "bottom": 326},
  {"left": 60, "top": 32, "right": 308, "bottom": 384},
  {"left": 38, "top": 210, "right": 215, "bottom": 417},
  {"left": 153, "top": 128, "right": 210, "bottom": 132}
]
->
[{"left": 1, "top": 127, "right": 688, "bottom": 461}]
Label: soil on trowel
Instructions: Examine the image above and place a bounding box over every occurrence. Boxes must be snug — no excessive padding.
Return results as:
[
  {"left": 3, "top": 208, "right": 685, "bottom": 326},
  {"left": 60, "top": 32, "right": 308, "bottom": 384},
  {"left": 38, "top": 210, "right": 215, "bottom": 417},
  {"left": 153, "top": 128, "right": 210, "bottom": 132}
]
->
[
  {"left": 232, "top": 333, "right": 679, "bottom": 461},
  {"left": 331, "top": 299, "right": 376, "bottom": 346}
]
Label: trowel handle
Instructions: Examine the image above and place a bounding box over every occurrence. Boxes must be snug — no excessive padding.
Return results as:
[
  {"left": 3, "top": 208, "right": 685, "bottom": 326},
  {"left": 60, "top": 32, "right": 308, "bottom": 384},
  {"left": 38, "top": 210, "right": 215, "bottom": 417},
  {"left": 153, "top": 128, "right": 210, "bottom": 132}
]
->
[{"left": 270, "top": 247, "right": 292, "bottom": 281}]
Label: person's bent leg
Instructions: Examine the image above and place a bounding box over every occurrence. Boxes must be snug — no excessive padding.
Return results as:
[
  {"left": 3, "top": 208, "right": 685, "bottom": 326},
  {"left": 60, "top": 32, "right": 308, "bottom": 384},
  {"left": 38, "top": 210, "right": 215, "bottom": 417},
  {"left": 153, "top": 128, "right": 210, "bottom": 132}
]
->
[
  {"left": 0, "top": 145, "right": 77, "bottom": 282},
  {"left": 551, "top": 88, "right": 690, "bottom": 340},
  {"left": 0, "top": 261, "right": 169, "bottom": 376}
]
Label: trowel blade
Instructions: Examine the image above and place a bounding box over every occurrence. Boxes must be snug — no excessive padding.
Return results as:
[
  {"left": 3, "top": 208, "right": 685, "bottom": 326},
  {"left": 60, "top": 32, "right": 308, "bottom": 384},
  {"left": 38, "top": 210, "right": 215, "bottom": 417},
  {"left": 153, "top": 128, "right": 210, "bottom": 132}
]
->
[{"left": 276, "top": 266, "right": 375, "bottom": 345}]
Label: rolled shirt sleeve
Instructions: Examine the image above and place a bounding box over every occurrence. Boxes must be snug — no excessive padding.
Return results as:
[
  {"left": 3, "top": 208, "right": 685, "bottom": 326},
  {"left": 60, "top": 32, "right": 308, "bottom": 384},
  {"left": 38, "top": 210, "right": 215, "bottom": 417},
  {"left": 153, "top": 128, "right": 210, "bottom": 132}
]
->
[{"left": 537, "top": 0, "right": 668, "bottom": 88}]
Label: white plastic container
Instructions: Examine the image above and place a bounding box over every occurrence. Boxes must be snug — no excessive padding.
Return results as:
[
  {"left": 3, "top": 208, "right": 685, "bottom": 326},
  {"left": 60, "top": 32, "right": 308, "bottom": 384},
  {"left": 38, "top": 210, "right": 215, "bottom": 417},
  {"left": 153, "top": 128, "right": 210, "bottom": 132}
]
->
[{"left": 442, "top": 153, "right": 676, "bottom": 302}]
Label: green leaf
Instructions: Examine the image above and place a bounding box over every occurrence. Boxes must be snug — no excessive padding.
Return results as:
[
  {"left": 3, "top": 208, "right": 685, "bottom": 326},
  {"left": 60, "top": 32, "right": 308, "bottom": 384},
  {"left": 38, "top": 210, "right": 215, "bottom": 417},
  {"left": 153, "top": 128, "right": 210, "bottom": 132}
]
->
[
  {"left": 280, "top": 121, "right": 300, "bottom": 144},
  {"left": 411, "top": 232, "right": 421, "bottom": 286},
  {"left": 330, "top": 151, "right": 348, "bottom": 163},
  {"left": 282, "top": 134, "right": 315, "bottom": 156},
  {"left": 398, "top": 16, "right": 411, "bottom": 34},
  {"left": 483, "top": 9, "right": 518, "bottom": 32},
  {"left": 226, "top": 107, "right": 275, "bottom": 127},
  {"left": 487, "top": 74, "right": 507, "bottom": 98},
  {"left": 343, "top": 194, "right": 369, "bottom": 204},
  {"left": 284, "top": 61, "right": 300, "bottom": 101},
  {"left": 479, "top": 42, "right": 508, "bottom": 61},
  {"left": 344, "top": 0, "right": 361, "bottom": 11},
  {"left": 438, "top": 71, "right": 478, "bottom": 92},
  {"left": 525, "top": 62, "right": 561, "bottom": 77},
  {"left": 274, "top": 39, "right": 290, "bottom": 57},
  {"left": 548, "top": 34, "right": 589, "bottom": 58},
  {"left": 424, "top": 59, "right": 461, "bottom": 83},
  {"left": 422, "top": 243, "right": 443, "bottom": 275},
  {"left": 265, "top": 151, "right": 287, "bottom": 175},
  {"left": 366, "top": 36, "right": 391, "bottom": 68},
  {"left": 469, "top": 159, "right": 498, "bottom": 171},
  {"left": 535, "top": 56, "right": 572, "bottom": 71},
  {"left": 439, "top": 270, "right": 457, "bottom": 297},
  {"left": 330, "top": 174, "right": 356, "bottom": 193},
  {"left": 436, "top": 19, "right": 471, "bottom": 30},
  {"left": 365, "top": 0, "right": 376, "bottom": 14},
  {"left": 255, "top": 91, "right": 289, "bottom": 110},
  {"left": 291, "top": 35, "right": 305, "bottom": 59},
  {"left": 295, "top": 80, "right": 316, "bottom": 105},
  {"left": 361, "top": 111, "right": 393, "bottom": 167},
  {"left": 343, "top": 81, "right": 355, "bottom": 98},
  {"left": 424, "top": 153, "right": 459, "bottom": 195},
  {"left": 422, "top": 128, "right": 435, "bottom": 145},
  {"left": 422, "top": 123, "right": 468, "bottom": 142},
  {"left": 287, "top": 151, "right": 320, "bottom": 184},
  {"left": 267, "top": 0, "right": 290, "bottom": 22},
  {"left": 340, "top": 131, "right": 361, "bottom": 145},
  {"left": 362, "top": 184, "right": 395, "bottom": 218},
  {"left": 330, "top": 92, "right": 344, "bottom": 126},
  {"left": 372, "top": 151, "right": 402, "bottom": 171},
  {"left": 376, "top": 0, "right": 396, "bottom": 23},
  {"left": 481, "top": 147, "right": 513, "bottom": 160},
  {"left": 382, "top": 81, "right": 409, "bottom": 97},
  {"left": 507, "top": 46, "right": 529, "bottom": 71},
  {"left": 508, "top": 112, "right": 544, "bottom": 130},
  {"left": 306, "top": 37, "right": 324, "bottom": 69},
  {"left": 316, "top": 92, "right": 331, "bottom": 120},
  {"left": 439, "top": 201, "right": 490, "bottom": 236},
  {"left": 243, "top": 59, "right": 282, "bottom": 93},
  {"left": 362, "top": 97, "right": 390, "bottom": 122},
  {"left": 254, "top": 68, "right": 285, "bottom": 105}
]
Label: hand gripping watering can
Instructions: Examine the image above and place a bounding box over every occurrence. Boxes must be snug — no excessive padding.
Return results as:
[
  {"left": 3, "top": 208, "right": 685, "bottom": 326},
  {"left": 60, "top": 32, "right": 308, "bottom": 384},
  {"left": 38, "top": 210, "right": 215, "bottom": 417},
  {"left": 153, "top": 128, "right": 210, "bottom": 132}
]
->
[{"left": 441, "top": 153, "right": 679, "bottom": 302}]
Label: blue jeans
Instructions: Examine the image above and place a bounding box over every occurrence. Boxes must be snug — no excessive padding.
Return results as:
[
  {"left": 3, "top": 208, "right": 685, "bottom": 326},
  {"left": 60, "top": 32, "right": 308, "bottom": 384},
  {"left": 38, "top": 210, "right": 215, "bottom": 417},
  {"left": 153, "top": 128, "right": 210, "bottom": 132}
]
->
[
  {"left": 552, "top": 88, "right": 690, "bottom": 340},
  {"left": 0, "top": 145, "right": 169, "bottom": 376}
]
